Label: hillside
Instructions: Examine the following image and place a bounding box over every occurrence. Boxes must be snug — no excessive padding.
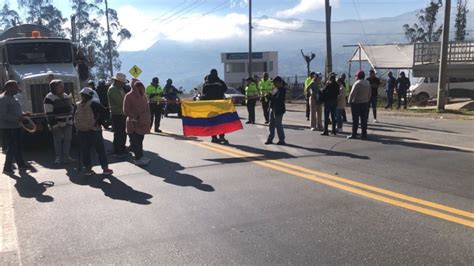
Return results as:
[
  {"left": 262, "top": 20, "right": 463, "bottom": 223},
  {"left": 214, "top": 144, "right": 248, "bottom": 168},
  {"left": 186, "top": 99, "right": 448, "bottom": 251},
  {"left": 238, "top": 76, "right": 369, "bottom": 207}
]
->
[{"left": 118, "top": 10, "right": 468, "bottom": 90}]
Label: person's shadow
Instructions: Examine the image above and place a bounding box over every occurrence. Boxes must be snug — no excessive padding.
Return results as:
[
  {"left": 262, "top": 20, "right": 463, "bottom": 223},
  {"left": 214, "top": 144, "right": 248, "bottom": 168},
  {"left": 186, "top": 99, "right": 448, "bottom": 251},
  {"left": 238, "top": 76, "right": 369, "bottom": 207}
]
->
[
  {"left": 9, "top": 171, "right": 54, "bottom": 203},
  {"left": 141, "top": 151, "right": 215, "bottom": 192},
  {"left": 67, "top": 167, "right": 153, "bottom": 205}
]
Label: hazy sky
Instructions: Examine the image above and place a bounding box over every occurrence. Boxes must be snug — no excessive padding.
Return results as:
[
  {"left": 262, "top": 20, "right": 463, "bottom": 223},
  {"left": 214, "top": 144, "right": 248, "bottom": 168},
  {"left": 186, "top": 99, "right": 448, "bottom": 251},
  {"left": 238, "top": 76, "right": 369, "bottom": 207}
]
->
[{"left": 8, "top": 0, "right": 473, "bottom": 51}]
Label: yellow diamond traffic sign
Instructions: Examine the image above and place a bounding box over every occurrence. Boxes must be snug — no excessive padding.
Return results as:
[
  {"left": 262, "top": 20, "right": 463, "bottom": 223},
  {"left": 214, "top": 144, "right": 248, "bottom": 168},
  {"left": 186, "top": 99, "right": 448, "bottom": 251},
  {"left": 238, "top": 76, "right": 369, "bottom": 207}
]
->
[{"left": 129, "top": 65, "right": 142, "bottom": 78}]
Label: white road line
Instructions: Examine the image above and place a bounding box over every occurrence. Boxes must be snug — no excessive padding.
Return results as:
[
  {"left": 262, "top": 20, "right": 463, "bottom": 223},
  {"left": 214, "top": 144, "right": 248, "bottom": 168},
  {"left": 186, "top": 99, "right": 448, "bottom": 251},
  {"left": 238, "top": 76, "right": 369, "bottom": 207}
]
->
[{"left": 0, "top": 174, "right": 21, "bottom": 261}]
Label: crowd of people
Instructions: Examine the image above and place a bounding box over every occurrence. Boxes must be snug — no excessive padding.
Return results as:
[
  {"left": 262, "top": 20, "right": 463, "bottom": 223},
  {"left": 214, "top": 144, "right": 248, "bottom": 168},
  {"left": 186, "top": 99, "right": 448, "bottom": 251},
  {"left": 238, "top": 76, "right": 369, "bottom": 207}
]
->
[{"left": 0, "top": 68, "right": 411, "bottom": 176}]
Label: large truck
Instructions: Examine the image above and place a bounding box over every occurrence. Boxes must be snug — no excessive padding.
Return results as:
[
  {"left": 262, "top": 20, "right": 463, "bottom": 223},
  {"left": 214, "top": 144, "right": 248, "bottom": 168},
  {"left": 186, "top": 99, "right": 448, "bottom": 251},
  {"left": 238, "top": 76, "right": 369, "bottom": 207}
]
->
[{"left": 0, "top": 24, "right": 81, "bottom": 132}]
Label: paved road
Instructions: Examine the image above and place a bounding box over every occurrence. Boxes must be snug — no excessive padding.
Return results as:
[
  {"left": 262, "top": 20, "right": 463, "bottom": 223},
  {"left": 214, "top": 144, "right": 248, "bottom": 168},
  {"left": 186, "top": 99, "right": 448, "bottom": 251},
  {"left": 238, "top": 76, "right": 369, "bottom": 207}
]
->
[{"left": 1, "top": 105, "right": 473, "bottom": 264}]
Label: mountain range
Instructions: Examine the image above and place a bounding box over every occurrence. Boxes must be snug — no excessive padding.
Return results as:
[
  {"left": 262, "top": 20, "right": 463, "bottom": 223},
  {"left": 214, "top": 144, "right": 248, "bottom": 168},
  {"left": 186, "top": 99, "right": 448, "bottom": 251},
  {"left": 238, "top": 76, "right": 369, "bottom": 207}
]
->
[{"left": 118, "top": 10, "right": 472, "bottom": 91}]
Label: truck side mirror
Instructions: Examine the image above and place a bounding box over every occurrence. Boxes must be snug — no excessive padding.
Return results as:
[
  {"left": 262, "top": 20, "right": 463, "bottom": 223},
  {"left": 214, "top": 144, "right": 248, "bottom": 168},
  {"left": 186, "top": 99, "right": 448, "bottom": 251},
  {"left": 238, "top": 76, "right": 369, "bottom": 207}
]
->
[{"left": 87, "top": 46, "right": 95, "bottom": 66}]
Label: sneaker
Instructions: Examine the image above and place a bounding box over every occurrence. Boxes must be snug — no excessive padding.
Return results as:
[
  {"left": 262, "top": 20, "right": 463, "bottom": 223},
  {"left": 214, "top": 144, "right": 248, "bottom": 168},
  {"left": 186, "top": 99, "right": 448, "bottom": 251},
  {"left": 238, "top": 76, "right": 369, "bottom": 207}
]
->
[
  {"left": 373, "top": 119, "right": 378, "bottom": 123},
  {"left": 63, "top": 156, "right": 76, "bottom": 163},
  {"left": 155, "top": 129, "right": 162, "bottom": 133},
  {"left": 264, "top": 140, "right": 273, "bottom": 145},
  {"left": 102, "top": 168, "right": 114, "bottom": 175},
  {"left": 320, "top": 132, "right": 329, "bottom": 136},
  {"left": 54, "top": 157, "right": 61, "bottom": 165},
  {"left": 219, "top": 138, "right": 229, "bottom": 144},
  {"left": 347, "top": 135, "right": 357, "bottom": 139},
  {"left": 211, "top": 138, "right": 220, "bottom": 143},
  {"left": 311, "top": 128, "right": 316, "bottom": 131},
  {"left": 3, "top": 169, "right": 14, "bottom": 175}
]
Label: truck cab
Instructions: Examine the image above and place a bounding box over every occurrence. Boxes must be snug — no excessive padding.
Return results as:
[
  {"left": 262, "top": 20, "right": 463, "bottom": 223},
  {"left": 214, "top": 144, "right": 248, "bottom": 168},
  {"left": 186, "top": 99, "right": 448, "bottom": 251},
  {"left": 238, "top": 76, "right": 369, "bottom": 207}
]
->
[{"left": 0, "top": 24, "right": 80, "bottom": 132}]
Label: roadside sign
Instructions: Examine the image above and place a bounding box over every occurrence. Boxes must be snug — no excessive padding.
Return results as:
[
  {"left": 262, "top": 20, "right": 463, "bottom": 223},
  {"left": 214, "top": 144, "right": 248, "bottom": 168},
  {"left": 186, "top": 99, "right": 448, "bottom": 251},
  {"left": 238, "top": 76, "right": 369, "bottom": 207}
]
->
[{"left": 129, "top": 65, "right": 142, "bottom": 78}]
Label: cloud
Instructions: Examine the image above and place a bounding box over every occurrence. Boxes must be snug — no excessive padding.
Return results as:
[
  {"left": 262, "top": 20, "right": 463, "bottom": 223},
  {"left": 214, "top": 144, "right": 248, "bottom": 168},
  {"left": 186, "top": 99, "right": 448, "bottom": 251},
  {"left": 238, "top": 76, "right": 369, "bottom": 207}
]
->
[
  {"left": 276, "top": 0, "right": 338, "bottom": 18},
  {"left": 254, "top": 17, "right": 303, "bottom": 36},
  {"left": 116, "top": 5, "right": 250, "bottom": 51}
]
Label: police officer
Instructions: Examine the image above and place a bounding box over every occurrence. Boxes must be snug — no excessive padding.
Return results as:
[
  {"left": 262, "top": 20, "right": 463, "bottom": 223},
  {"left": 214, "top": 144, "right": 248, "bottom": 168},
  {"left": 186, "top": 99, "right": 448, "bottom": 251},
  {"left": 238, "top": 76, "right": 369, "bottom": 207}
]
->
[
  {"left": 145, "top": 77, "right": 163, "bottom": 133},
  {"left": 258, "top": 73, "right": 273, "bottom": 124},
  {"left": 304, "top": 72, "right": 316, "bottom": 121},
  {"left": 245, "top": 77, "right": 259, "bottom": 124}
]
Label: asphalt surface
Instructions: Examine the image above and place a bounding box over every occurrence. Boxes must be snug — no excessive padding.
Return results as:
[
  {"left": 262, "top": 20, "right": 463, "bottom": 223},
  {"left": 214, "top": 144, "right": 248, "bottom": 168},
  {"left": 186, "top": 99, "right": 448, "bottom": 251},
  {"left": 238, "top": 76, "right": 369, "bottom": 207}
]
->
[{"left": 1, "top": 105, "right": 473, "bottom": 264}]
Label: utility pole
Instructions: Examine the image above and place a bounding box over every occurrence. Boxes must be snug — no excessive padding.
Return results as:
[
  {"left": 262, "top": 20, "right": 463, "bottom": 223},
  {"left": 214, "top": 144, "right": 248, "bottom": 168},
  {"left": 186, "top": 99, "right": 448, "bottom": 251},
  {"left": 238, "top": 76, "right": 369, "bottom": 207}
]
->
[
  {"left": 248, "top": 0, "right": 252, "bottom": 79},
  {"left": 325, "top": 0, "right": 333, "bottom": 76},
  {"left": 437, "top": 0, "right": 451, "bottom": 111},
  {"left": 105, "top": 0, "right": 114, "bottom": 77}
]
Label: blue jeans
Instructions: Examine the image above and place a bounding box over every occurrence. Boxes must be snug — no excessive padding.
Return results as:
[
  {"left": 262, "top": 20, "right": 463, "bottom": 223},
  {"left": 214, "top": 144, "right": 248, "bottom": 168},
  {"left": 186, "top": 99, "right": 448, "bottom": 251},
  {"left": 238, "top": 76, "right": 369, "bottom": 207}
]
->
[
  {"left": 336, "top": 109, "right": 344, "bottom": 129},
  {"left": 79, "top": 130, "right": 108, "bottom": 170},
  {"left": 386, "top": 90, "right": 394, "bottom": 108},
  {"left": 367, "top": 96, "right": 378, "bottom": 120},
  {"left": 324, "top": 103, "right": 337, "bottom": 133},
  {"left": 267, "top": 110, "right": 285, "bottom": 142}
]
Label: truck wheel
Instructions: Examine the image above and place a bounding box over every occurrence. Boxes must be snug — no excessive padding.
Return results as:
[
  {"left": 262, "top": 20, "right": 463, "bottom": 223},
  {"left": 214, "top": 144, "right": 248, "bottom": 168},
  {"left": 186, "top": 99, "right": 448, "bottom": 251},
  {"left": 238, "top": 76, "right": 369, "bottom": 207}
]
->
[{"left": 417, "top": 92, "right": 429, "bottom": 106}]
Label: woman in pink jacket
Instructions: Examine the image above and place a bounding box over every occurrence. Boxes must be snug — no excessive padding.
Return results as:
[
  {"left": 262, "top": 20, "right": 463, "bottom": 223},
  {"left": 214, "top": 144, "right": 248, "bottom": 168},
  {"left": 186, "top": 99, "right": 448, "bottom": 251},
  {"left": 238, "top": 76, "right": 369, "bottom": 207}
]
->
[{"left": 123, "top": 79, "right": 151, "bottom": 165}]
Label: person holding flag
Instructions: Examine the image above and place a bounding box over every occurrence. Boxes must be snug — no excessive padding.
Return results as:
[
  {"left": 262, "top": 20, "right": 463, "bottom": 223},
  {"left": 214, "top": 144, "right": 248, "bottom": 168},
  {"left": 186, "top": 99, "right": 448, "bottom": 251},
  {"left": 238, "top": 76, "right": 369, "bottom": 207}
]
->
[
  {"left": 201, "top": 69, "right": 230, "bottom": 143},
  {"left": 181, "top": 69, "right": 242, "bottom": 142},
  {"left": 258, "top": 73, "right": 273, "bottom": 124}
]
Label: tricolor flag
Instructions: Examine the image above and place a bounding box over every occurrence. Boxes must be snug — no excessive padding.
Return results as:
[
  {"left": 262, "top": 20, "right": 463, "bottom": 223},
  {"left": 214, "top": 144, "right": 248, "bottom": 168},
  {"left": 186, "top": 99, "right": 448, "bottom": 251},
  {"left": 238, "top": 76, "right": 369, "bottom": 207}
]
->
[{"left": 181, "top": 99, "right": 243, "bottom": 137}]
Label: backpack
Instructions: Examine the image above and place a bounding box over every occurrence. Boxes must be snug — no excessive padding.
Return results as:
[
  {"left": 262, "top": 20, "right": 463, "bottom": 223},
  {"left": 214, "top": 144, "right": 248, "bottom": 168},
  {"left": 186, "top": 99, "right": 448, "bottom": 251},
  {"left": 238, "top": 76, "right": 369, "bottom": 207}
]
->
[{"left": 74, "top": 101, "right": 96, "bottom": 131}]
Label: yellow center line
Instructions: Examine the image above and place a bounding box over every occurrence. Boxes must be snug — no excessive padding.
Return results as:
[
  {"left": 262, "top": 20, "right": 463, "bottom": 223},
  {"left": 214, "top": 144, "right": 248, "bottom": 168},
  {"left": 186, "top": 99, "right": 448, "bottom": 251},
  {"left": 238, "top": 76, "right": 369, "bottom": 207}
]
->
[
  {"left": 200, "top": 141, "right": 474, "bottom": 220},
  {"left": 184, "top": 140, "right": 473, "bottom": 228}
]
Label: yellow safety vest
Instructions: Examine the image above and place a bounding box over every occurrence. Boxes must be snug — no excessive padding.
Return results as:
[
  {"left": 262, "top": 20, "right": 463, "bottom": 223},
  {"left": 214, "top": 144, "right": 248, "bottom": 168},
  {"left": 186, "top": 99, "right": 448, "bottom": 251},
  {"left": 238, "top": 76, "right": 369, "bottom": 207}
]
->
[
  {"left": 304, "top": 77, "right": 314, "bottom": 94},
  {"left": 258, "top": 79, "right": 273, "bottom": 96},
  {"left": 245, "top": 82, "right": 259, "bottom": 98}
]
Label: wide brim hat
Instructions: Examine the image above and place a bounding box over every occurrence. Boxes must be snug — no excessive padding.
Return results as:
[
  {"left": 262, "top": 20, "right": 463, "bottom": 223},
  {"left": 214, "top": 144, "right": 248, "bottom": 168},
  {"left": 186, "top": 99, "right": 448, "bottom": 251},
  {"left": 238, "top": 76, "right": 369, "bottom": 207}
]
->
[{"left": 112, "top": 73, "right": 127, "bottom": 83}]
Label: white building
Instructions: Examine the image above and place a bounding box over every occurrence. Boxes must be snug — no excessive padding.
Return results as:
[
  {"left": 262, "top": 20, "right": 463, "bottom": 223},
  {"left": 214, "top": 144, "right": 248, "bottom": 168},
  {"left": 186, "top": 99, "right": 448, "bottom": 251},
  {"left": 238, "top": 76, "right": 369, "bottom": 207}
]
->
[{"left": 221, "top": 51, "right": 278, "bottom": 88}]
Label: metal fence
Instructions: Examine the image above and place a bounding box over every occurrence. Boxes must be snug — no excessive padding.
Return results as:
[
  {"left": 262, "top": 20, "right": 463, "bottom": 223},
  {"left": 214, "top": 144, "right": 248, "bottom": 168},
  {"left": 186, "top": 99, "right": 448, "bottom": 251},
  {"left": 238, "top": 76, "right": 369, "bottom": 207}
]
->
[{"left": 414, "top": 41, "right": 474, "bottom": 65}]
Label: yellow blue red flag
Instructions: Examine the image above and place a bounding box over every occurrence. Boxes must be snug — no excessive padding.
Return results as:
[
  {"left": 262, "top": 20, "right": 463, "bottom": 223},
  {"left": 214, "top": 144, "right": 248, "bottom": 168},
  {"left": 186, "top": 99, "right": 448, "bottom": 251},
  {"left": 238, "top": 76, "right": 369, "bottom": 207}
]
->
[{"left": 181, "top": 99, "right": 243, "bottom": 136}]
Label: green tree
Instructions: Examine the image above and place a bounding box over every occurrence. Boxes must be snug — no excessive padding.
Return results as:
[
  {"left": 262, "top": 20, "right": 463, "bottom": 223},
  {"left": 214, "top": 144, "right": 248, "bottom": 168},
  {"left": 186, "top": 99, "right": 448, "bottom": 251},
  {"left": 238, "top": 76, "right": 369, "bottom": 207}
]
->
[
  {"left": 454, "top": 0, "right": 469, "bottom": 41},
  {"left": 94, "top": 7, "right": 131, "bottom": 79},
  {"left": 17, "top": 0, "right": 67, "bottom": 37},
  {"left": 0, "top": 2, "right": 20, "bottom": 30},
  {"left": 403, "top": 0, "right": 443, "bottom": 43}
]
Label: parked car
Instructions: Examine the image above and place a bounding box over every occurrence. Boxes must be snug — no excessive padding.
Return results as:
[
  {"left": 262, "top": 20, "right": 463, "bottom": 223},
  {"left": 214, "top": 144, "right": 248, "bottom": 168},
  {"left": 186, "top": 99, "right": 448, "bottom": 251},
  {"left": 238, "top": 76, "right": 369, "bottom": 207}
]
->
[
  {"left": 409, "top": 77, "right": 474, "bottom": 105},
  {"left": 225, "top": 87, "right": 246, "bottom": 105}
]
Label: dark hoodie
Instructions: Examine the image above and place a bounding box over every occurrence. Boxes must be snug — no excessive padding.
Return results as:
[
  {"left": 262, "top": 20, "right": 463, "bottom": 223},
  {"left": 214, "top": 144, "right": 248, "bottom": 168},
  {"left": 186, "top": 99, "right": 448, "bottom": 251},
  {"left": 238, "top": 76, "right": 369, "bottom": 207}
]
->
[{"left": 202, "top": 74, "right": 228, "bottom": 100}]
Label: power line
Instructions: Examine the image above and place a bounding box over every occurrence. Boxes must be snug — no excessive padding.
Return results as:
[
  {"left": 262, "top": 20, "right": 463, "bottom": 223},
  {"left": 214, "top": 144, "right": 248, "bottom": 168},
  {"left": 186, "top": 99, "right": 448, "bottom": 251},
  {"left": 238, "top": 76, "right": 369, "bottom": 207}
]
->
[
  {"left": 142, "top": 0, "right": 206, "bottom": 33},
  {"left": 151, "top": 1, "right": 230, "bottom": 45}
]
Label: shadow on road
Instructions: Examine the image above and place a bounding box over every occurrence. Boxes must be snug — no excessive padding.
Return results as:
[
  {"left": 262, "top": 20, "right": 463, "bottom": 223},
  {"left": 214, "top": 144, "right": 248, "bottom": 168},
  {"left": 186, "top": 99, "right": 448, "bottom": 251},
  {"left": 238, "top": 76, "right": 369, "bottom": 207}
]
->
[
  {"left": 140, "top": 151, "right": 215, "bottom": 192},
  {"left": 67, "top": 168, "right": 153, "bottom": 205},
  {"left": 284, "top": 143, "right": 370, "bottom": 160},
  {"left": 9, "top": 172, "right": 54, "bottom": 203},
  {"left": 374, "top": 122, "right": 461, "bottom": 134},
  {"left": 366, "top": 134, "right": 470, "bottom": 153}
]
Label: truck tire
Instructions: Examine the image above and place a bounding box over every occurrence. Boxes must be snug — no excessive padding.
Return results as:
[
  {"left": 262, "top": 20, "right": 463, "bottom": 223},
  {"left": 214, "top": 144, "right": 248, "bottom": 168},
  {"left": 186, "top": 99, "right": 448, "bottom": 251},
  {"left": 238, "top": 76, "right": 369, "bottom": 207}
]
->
[{"left": 416, "top": 92, "right": 429, "bottom": 106}]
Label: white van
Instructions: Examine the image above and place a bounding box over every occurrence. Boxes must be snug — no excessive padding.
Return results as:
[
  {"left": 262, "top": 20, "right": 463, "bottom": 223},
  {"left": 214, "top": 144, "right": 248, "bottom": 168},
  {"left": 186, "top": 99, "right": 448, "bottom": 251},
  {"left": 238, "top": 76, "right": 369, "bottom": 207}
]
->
[{"left": 409, "top": 77, "right": 474, "bottom": 104}]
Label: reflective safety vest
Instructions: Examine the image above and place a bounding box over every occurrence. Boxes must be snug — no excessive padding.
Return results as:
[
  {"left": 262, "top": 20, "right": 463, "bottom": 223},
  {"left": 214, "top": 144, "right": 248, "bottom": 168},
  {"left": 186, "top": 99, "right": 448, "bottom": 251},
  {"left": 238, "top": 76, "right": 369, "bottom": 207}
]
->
[
  {"left": 258, "top": 79, "right": 273, "bottom": 96},
  {"left": 145, "top": 84, "right": 163, "bottom": 103},
  {"left": 245, "top": 82, "right": 259, "bottom": 98},
  {"left": 304, "top": 77, "right": 314, "bottom": 94}
]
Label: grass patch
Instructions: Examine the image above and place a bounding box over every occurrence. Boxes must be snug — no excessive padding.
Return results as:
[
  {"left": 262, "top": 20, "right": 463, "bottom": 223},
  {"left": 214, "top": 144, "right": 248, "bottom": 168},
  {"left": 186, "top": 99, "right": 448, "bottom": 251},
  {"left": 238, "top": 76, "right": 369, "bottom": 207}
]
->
[{"left": 408, "top": 108, "right": 474, "bottom": 116}]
